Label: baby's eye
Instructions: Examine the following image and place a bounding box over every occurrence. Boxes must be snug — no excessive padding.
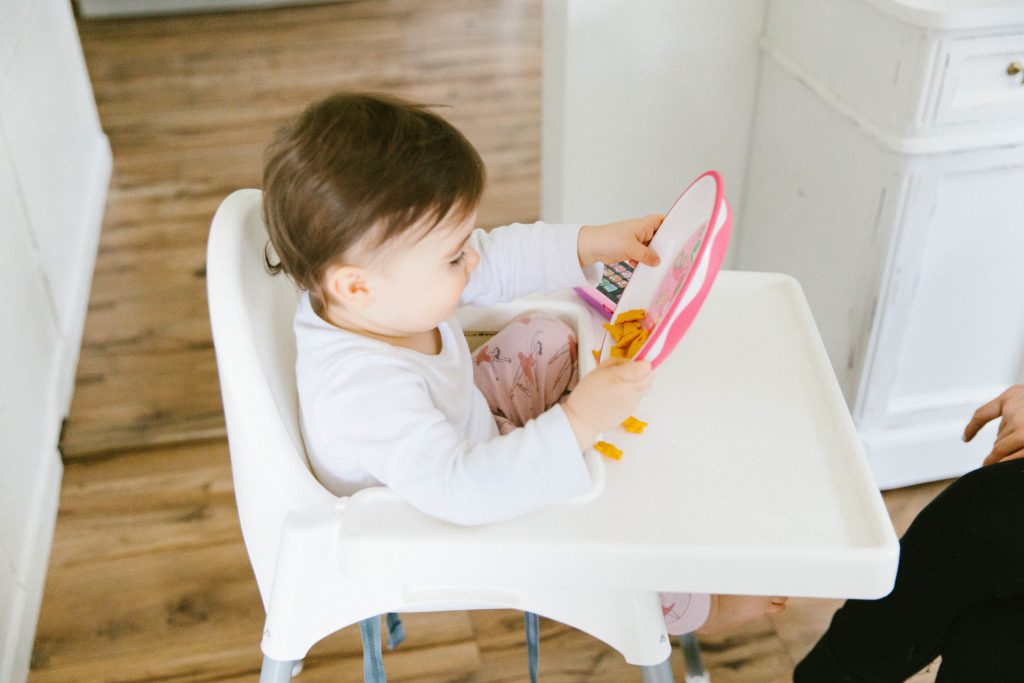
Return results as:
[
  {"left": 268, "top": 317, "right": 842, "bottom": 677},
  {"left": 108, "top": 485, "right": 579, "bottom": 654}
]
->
[{"left": 449, "top": 252, "right": 466, "bottom": 266}]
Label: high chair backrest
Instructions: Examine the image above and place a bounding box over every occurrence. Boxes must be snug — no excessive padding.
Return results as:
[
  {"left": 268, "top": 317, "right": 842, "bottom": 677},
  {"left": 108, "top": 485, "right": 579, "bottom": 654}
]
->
[{"left": 207, "top": 189, "right": 335, "bottom": 606}]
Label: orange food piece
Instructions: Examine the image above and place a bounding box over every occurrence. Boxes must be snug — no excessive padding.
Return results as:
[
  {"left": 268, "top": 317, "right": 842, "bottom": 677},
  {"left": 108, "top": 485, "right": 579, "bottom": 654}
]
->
[
  {"left": 626, "top": 329, "right": 649, "bottom": 358},
  {"left": 592, "top": 349, "right": 601, "bottom": 363},
  {"left": 593, "top": 440, "right": 623, "bottom": 460},
  {"left": 614, "top": 309, "right": 646, "bottom": 324},
  {"left": 601, "top": 308, "right": 650, "bottom": 361},
  {"left": 618, "top": 328, "right": 642, "bottom": 348},
  {"left": 621, "top": 416, "right": 648, "bottom": 434},
  {"left": 602, "top": 322, "right": 625, "bottom": 342}
]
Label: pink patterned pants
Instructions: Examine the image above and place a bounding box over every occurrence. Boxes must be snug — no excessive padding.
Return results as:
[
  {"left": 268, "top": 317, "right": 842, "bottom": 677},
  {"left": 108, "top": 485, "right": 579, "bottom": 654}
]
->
[{"left": 471, "top": 314, "right": 709, "bottom": 635}]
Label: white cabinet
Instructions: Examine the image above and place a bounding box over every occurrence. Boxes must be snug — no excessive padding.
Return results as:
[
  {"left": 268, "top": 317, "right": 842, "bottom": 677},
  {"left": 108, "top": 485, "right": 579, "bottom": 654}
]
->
[
  {"left": 738, "top": 0, "right": 1024, "bottom": 488},
  {"left": 0, "top": 0, "right": 110, "bottom": 680},
  {"left": 937, "top": 32, "right": 1024, "bottom": 126}
]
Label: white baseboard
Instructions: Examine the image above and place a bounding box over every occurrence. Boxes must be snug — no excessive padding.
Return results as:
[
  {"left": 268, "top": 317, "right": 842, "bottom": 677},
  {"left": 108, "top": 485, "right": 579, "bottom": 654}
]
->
[
  {"left": 75, "top": 0, "right": 334, "bottom": 18},
  {"left": 862, "top": 419, "right": 996, "bottom": 490},
  {"left": 0, "top": 450, "right": 63, "bottom": 683}
]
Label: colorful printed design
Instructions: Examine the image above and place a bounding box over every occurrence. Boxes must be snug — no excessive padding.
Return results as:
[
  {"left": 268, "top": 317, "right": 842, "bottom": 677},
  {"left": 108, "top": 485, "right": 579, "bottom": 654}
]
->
[
  {"left": 643, "top": 220, "right": 707, "bottom": 339},
  {"left": 597, "top": 170, "right": 732, "bottom": 369},
  {"left": 472, "top": 315, "right": 578, "bottom": 435},
  {"left": 661, "top": 591, "right": 711, "bottom": 635},
  {"left": 662, "top": 593, "right": 692, "bottom": 633}
]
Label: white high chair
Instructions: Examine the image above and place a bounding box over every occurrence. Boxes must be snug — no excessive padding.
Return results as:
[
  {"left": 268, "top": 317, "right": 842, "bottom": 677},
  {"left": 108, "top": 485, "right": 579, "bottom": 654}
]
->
[{"left": 206, "top": 189, "right": 686, "bottom": 682}]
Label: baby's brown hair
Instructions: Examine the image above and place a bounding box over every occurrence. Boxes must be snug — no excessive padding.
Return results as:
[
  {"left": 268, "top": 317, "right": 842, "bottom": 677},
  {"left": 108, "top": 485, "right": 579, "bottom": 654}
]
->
[{"left": 262, "top": 92, "right": 486, "bottom": 312}]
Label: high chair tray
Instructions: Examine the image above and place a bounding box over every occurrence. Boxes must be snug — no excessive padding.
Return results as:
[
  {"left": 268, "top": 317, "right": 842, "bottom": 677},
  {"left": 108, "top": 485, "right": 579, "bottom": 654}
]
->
[{"left": 335, "top": 271, "right": 899, "bottom": 599}]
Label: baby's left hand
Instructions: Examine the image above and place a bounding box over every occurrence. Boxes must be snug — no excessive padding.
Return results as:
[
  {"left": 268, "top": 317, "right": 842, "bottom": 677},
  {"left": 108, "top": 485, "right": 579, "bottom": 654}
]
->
[{"left": 577, "top": 214, "right": 663, "bottom": 269}]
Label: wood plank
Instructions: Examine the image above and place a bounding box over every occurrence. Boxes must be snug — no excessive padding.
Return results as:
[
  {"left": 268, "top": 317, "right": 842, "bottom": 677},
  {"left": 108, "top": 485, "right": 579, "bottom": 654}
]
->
[
  {"left": 470, "top": 609, "right": 655, "bottom": 682},
  {"left": 45, "top": 440, "right": 239, "bottom": 569}
]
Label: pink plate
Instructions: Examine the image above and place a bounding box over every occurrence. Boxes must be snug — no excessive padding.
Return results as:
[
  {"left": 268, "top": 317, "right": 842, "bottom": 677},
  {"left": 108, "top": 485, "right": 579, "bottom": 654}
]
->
[{"left": 598, "top": 171, "right": 732, "bottom": 369}]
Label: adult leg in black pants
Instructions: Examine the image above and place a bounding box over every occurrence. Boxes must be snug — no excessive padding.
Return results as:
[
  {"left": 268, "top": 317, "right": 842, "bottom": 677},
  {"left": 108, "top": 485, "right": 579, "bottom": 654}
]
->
[
  {"left": 935, "top": 593, "right": 1024, "bottom": 682},
  {"left": 794, "top": 458, "right": 1024, "bottom": 682}
]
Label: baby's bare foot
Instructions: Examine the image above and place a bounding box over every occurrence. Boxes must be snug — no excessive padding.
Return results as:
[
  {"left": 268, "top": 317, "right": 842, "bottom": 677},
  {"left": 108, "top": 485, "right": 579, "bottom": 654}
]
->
[{"left": 697, "top": 595, "right": 788, "bottom": 636}]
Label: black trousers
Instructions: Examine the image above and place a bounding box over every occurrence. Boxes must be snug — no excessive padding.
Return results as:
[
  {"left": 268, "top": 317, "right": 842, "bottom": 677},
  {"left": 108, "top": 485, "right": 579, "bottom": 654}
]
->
[{"left": 795, "top": 458, "right": 1024, "bottom": 682}]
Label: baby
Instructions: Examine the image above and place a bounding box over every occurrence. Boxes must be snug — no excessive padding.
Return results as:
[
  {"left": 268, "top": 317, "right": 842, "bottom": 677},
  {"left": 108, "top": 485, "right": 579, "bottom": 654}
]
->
[{"left": 262, "top": 92, "right": 783, "bottom": 636}]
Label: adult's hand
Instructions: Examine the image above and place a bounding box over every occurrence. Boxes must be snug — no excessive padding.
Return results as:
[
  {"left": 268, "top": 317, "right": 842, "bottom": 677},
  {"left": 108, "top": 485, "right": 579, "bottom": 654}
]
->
[{"left": 963, "top": 384, "right": 1024, "bottom": 466}]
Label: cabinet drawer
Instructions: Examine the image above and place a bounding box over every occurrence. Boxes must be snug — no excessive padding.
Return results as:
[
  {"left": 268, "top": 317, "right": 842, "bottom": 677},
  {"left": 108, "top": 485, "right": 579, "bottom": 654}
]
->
[{"left": 934, "top": 31, "right": 1024, "bottom": 126}]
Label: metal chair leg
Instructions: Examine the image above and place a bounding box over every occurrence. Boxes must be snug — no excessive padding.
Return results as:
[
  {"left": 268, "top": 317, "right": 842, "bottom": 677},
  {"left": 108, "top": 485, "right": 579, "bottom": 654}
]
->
[
  {"left": 679, "top": 633, "right": 711, "bottom": 683},
  {"left": 259, "top": 656, "right": 299, "bottom": 683},
  {"left": 524, "top": 611, "right": 540, "bottom": 683},
  {"left": 640, "top": 657, "right": 676, "bottom": 683}
]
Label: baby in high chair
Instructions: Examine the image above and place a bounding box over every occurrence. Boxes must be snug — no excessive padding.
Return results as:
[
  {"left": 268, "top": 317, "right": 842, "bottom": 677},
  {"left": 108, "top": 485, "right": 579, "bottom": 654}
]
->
[{"left": 262, "top": 92, "right": 785, "bottom": 637}]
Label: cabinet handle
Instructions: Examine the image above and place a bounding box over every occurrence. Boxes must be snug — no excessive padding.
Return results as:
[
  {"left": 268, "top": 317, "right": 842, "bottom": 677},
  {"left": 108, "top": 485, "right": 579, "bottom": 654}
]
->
[{"left": 1009, "top": 61, "right": 1024, "bottom": 83}]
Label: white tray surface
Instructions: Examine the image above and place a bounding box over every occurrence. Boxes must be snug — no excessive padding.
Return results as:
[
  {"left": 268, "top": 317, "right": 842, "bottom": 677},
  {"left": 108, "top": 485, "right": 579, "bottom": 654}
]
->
[{"left": 336, "top": 271, "right": 898, "bottom": 599}]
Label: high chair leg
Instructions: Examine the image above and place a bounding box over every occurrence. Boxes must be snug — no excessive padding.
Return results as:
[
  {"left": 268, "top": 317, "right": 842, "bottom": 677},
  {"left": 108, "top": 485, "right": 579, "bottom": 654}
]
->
[
  {"left": 679, "top": 633, "right": 710, "bottom": 682},
  {"left": 360, "top": 616, "right": 387, "bottom": 682},
  {"left": 525, "top": 611, "right": 540, "bottom": 683},
  {"left": 259, "top": 655, "right": 299, "bottom": 683},
  {"left": 639, "top": 658, "right": 676, "bottom": 683}
]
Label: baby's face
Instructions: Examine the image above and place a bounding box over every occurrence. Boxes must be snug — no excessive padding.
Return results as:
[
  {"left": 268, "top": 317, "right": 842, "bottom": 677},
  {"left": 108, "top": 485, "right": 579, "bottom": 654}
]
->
[{"left": 362, "top": 208, "right": 480, "bottom": 336}]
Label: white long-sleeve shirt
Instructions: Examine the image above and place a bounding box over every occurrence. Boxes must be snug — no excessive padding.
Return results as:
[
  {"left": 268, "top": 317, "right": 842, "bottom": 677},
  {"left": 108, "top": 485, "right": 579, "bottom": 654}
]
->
[{"left": 295, "top": 222, "right": 602, "bottom": 525}]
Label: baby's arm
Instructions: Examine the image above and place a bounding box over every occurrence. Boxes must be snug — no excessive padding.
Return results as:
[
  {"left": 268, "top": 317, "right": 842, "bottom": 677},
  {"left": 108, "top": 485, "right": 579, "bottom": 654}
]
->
[
  {"left": 460, "top": 215, "right": 663, "bottom": 308},
  {"left": 459, "top": 223, "right": 601, "bottom": 307},
  {"left": 562, "top": 357, "right": 654, "bottom": 449},
  {"left": 310, "top": 364, "right": 592, "bottom": 525}
]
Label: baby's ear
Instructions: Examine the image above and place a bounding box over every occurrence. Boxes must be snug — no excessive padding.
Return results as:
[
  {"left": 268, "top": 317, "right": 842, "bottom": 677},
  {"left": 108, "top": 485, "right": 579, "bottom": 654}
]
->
[{"left": 324, "top": 264, "right": 372, "bottom": 308}]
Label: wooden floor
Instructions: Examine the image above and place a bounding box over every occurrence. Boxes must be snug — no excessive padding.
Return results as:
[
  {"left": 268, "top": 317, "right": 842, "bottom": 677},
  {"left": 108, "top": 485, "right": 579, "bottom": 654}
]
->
[
  {"left": 31, "top": 435, "right": 950, "bottom": 682},
  {"left": 61, "top": 0, "right": 545, "bottom": 460},
  {"left": 35, "top": 2, "right": 949, "bottom": 681}
]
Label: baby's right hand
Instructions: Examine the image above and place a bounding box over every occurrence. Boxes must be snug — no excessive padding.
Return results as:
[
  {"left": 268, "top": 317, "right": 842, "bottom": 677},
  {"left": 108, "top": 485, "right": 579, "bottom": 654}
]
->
[{"left": 563, "top": 358, "right": 654, "bottom": 448}]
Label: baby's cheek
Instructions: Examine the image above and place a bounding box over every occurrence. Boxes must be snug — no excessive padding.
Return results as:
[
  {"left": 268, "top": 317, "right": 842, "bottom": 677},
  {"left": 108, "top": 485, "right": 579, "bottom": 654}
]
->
[{"left": 436, "top": 272, "right": 465, "bottom": 308}]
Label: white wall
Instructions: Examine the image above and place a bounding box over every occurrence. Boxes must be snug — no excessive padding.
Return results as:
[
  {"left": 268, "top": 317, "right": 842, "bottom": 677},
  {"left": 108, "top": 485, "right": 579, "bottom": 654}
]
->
[
  {"left": 542, "top": 0, "right": 767, "bottom": 267},
  {"left": 0, "top": 0, "right": 111, "bottom": 680}
]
